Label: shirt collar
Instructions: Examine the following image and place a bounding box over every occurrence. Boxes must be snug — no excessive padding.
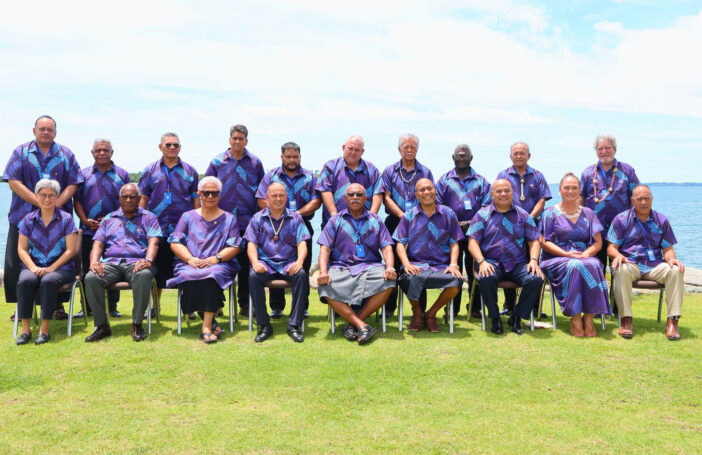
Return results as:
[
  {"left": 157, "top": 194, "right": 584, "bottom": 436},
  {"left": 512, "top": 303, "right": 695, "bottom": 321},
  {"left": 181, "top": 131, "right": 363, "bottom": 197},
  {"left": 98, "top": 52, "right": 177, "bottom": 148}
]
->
[
  {"left": 29, "top": 141, "right": 58, "bottom": 156},
  {"left": 113, "top": 207, "right": 143, "bottom": 220},
  {"left": 340, "top": 208, "right": 370, "bottom": 221},
  {"left": 488, "top": 202, "right": 516, "bottom": 216},
  {"left": 262, "top": 207, "right": 291, "bottom": 220},
  {"left": 225, "top": 148, "right": 250, "bottom": 162},
  {"left": 447, "top": 167, "right": 476, "bottom": 180},
  {"left": 507, "top": 165, "right": 533, "bottom": 176},
  {"left": 159, "top": 157, "right": 182, "bottom": 168},
  {"left": 344, "top": 158, "right": 366, "bottom": 173},
  {"left": 392, "top": 160, "right": 422, "bottom": 173},
  {"left": 91, "top": 161, "right": 115, "bottom": 174},
  {"left": 274, "top": 166, "right": 304, "bottom": 179}
]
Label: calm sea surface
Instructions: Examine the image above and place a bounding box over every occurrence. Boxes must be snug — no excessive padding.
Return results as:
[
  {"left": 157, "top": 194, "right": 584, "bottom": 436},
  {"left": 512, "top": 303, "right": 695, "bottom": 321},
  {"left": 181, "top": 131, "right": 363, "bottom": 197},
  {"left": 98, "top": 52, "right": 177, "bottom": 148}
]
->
[{"left": 0, "top": 183, "right": 699, "bottom": 268}]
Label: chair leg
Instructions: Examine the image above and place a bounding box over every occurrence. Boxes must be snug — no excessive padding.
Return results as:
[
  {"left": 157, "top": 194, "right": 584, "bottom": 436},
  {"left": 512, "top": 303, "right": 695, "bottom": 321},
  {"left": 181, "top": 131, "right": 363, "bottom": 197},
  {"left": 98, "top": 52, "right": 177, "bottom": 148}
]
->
[
  {"left": 657, "top": 289, "right": 664, "bottom": 323},
  {"left": 146, "top": 292, "right": 152, "bottom": 335},
  {"left": 467, "top": 280, "right": 476, "bottom": 322},
  {"left": 177, "top": 288, "right": 182, "bottom": 335},
  {"left": 329, "top": 305, "right": 335, "bottom": 334},
  {"left": 228, "top": 285, "right": 235, "bottom": 332},
  {"left": 382, "top": 304, "right": 386, "bottom": 333},
  {"left": 449, "top": 300, "right": 454, "bottom": 334},
  {"left": 480, "top": 297, "right": 487, "bottom": 332},
  {"left": 398, "top": 288, "right": 404, "bottom": 332},
  {"left": 232, "top": 284, "right": 238, "bottom": 324},
  {"left": 67, "top": 280, "right": 79, "bottom": 337},
  {"left": 248, "top": 295, "right": 253, "bottom": 332},
  {"left": 530, "top": 309, "right": 534, "bottom": 332},
  {"left": 13, "top": 302, "right": 19, "bottom": 339},
  {"left": 152, "top": 279, "right": 160, "bottom": 324},
  {"left": 601, "top": 314, "right": 606, "bottom": 331}
]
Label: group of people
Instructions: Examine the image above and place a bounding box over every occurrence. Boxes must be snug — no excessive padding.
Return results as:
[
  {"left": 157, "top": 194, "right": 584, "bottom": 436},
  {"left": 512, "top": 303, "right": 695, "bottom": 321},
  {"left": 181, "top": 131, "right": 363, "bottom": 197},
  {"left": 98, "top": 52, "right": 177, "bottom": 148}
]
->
[{"left": 4, "top": 115, "right": 686, "bottom": 346}]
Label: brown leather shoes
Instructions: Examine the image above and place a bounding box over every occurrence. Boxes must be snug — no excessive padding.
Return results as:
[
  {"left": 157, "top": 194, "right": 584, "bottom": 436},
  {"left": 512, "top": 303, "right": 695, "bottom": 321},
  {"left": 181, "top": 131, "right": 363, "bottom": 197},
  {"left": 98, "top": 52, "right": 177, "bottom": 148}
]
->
[
  {"left": 619, "top": 316, "right": 633, "bottom": 338},
  {"left": 666, "top": 317, "right": 681, "bottom": 340},
  {"left": 408, "top": 313, "right": 423, "bottom": 332},
  {"left": 425, "top": 315, "right": 440, "bottom": 333},
  {"left": 570, "top": 314, "right": 584, "bottom": 338}
]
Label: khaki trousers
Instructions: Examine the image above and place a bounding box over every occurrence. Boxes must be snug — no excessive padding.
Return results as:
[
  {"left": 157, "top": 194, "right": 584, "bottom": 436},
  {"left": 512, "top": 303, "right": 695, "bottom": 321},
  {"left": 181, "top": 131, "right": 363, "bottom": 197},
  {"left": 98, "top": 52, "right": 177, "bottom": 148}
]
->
[{"left": 612, "top": 262, "right": 683, "bottom": 318}]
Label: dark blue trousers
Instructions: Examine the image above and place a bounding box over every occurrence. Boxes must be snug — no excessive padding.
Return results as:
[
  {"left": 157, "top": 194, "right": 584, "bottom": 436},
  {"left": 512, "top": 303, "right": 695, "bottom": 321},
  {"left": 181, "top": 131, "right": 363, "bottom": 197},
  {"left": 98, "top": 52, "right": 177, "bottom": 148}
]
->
[
  {"left": 249, "top": 270, "right": 308, "bottom": 328},
  {"left": 477, "top": 263, "right": 543, "bottom": 320}
]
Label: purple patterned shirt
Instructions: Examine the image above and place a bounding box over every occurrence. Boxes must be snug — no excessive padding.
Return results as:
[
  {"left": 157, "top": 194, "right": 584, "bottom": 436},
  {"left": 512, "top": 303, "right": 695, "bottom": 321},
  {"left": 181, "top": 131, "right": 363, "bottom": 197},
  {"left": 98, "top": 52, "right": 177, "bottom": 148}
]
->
[
  {"left": 93, "top": 207, "right": 163, "bottom": 265},
  {"left": 138, "top": 158, "right": 199, "bottom": 236},
  {"left": 468, "top": 203, "right": 540, "bottom": 272},
  {"left": 3, "top": 140, "right": 83, "bottom": 226},
  {"left": 76, "top": 162, "right": 131, "bottom": 236},
  {"left": 606, "top": 208, "right": 677, "bottom": 273},
  {"left": 244, "top": 208, "right": 311, "bottom": 274},
  {"left": 167, "top": 210, "right": 243, "bottom": 289},
  {"left": 205, "top": 148, "right": 265, "bottom": 231},
  {"left": 393, "top": 204, "right": 464, "bottom": 271},
  {"left": 317, "top": 209, "right": 393, "bottom": 276},
  {"left": 580, "top": 160, "right": 639, "bottom": 231},
  {"left": 315, "top": 157, "right": 382, "bottom": 226},
  {"left": 496, "top": 165, "right": 552, "bottom": 215},
  {"left": 380, "top": 160, "right": 434, "bottom": 212},
  {"left": 255, "top": 166, "right": 319, "bottom": 221},
  {"left": 435, "top": 168, "right": 492, "bottom": 222},
  {"left": 539, "top": 206, "right": 603, "bottom": 260},
  {"left": 18, "top": 209, "right": 77, "bottom": 271}
]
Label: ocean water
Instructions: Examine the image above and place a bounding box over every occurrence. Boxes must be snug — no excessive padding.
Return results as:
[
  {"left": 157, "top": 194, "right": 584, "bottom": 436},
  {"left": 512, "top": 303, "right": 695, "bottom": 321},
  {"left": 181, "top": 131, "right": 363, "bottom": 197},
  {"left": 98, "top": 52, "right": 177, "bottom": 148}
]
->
[{"left": 0, "top": 183, "right": 700, "bottom": 268}]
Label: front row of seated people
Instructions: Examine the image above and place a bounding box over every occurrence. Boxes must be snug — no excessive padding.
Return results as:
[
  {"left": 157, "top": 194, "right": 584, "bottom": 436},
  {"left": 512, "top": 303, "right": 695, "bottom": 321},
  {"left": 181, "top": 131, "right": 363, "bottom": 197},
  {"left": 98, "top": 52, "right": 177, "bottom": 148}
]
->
[{"left": 14, "top": 174, "right": 685, "bottom": 345}]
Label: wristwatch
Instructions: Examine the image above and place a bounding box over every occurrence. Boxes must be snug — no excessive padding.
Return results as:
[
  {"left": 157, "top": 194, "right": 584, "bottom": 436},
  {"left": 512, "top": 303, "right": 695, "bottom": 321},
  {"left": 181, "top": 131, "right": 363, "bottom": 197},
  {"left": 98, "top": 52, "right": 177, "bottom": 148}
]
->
[
  {"left": 145, "top": 257, "right": 153, "bottom": 264},
  {"left": 216, "top": 253, "right": 223, "bottom": 263}
]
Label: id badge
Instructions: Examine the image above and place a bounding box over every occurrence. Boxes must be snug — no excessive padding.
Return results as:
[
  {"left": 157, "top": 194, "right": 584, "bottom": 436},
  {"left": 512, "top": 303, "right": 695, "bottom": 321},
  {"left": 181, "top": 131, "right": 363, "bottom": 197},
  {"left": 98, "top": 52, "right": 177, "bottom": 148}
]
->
[
  {"left": 289, "top": 200, "right": 297, "bottom": 211},
  {"left": 463, "top": 199, "right": 472, "bottom": 211},
  {"left": 42, "top": 173, "right": 50, "bottom": 179},
  {"left": 404, "top": 201, "right": 413, "bottom": 211},
  {"left": 647, "top": 249, "right": 656, "bottom": 261},
  {"left": 163, "top": 191, "right": 172, "bottom": 205},
  {"left": 355, "top": 244, "right": 366, "bottom": 258}
]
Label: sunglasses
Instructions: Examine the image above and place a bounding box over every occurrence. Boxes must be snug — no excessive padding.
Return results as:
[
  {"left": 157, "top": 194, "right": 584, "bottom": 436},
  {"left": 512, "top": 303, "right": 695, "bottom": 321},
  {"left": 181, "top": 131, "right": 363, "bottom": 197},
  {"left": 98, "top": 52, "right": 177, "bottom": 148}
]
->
[
  {"left": 164, "top": 143, "right": 180, "bottom": 149},
  {"left": 346, "top": 192, "right": 364, "bottom": 197},
  {"left": 120, "top": 195, "right": 138, "bottom": 200},
  {"left": 201, "top": 191, "right": 220, "bottom": 198}
]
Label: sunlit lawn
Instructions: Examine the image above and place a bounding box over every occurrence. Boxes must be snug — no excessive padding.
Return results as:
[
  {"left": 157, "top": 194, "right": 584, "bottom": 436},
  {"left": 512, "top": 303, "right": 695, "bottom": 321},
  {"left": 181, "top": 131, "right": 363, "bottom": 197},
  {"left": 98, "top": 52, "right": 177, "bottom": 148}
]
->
[{"left": 2, "top": 288, "right": 701, "bottom": 454}]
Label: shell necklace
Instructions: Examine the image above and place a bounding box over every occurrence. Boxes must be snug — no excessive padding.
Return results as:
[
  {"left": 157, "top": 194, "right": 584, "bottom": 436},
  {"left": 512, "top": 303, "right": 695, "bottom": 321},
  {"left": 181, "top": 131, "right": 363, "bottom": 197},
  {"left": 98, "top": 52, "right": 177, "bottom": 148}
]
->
[
  {"left": 593, "top": 163, "right": 617, "bottom": 203},
  {"left": 267, "top": 215, "right": 285, "bottom": 242},
  {"left": 558, "top": 203, "right": 582, "bottom": 220}
]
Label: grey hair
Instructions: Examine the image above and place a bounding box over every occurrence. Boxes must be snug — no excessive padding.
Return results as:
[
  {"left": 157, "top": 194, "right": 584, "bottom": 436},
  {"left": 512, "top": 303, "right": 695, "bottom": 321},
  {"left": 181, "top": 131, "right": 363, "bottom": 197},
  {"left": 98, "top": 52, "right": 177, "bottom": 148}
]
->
[
  {"left": 346, "top": 134, "right": 365, "bottom": 148},
  {"left": 398, "top": 133, "right": 419, "bottom": 148},
  {"left": 198, "top": 176, "right": 223, "bottom": 191},
  {"left": 453, "top": 144, "right": 472, "bottom": 155},
  {"left": 35, "top": 178, "right": 60, "bottom": 195},
  {"left": 119, "top": 183, "right": 141, "bottom": 197},
  {"left": 92, "top": 138, "right": 113, "bottom": 149},
  {"left": 160, "top": 132, "right": 179, "bottom": 143},
  {"left": 594, "top": 134, "right": 617, "bottom": 151},
  {"left": 559, "top": 172, "right": 580, "bottom": 188},
  {"left": 281, "top": 141, "right": 301, "bottom": 153},
  {"left": 510, "top": 141, "right": 530, "bottom": 153},
  {"left": 230, "top": 124, "right": 248, "bottom": 139}
]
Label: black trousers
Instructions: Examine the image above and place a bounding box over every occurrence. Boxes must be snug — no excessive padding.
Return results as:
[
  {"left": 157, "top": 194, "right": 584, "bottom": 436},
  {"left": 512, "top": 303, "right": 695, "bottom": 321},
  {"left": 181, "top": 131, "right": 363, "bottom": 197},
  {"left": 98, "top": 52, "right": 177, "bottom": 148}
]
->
[
  {"left": 81, "top": 234, "right": 119, "bottom": 312},
  {"left": 270, "top": 220, "right": 313, "bottom": 312},
  {"left": 383, "top": 214, "right": 426, "bottom": 315},
  {"left": 4, "top": 224, "right": 19, "bottom": 303}
]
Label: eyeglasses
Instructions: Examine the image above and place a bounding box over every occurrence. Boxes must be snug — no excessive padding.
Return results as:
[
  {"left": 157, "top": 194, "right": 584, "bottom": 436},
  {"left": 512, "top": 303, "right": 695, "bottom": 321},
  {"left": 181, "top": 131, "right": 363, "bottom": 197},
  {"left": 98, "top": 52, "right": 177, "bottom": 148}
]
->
[
  {"left": 346, "top": 192, "right": 364, "bottom": 197},
  {"left": 164, "top": 143, "right": 180, "bottom": 149},
  {"left": 201, "top": 191, "right": 220, "bottom": 198},
  {"left": 37, "top": 193, "right": 57, "bottom": 200},
  {"left": 120, "top": 195, "right": 138, "bottom": 200}
]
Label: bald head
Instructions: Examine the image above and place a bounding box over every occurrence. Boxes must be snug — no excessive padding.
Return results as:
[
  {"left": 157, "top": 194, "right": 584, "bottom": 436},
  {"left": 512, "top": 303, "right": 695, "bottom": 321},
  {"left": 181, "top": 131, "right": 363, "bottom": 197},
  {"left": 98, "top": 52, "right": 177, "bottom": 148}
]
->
[
  {"left": 266, "top": 181, "right": 288, "bottom": 213},
  {"left": 491, "top": 179, "right": 513, "bottom": 212},
  {"left": 414, "top": 178, "right": 436, "bottom": 209}
]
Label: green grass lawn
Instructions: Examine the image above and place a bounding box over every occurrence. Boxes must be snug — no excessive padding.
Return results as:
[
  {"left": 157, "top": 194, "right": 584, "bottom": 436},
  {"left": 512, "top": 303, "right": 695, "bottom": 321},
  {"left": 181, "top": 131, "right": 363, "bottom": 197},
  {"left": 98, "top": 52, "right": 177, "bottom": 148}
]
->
[{"left": 2, "top": 289, "right": 701, "bottom": 454}]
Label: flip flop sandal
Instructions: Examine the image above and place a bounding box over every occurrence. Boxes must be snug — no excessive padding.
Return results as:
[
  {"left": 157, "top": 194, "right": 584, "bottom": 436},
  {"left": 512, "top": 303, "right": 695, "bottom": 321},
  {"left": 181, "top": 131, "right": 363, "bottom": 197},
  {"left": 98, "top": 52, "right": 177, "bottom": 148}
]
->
[{"left": 199, "top": 332, "right": 218, "bottom": 344}]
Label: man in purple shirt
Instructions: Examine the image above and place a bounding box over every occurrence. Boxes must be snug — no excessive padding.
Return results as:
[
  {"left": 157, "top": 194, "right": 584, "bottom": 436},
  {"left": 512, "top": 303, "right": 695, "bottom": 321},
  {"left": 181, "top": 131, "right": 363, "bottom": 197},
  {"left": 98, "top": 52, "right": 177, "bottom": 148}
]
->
[
  {"left": 84, "top": 183, "right": 162, "bottom": 342},
  {"left": 246, "top": 183, "right": 310, "bottom": 343},
  {"left": 138, "top": 132, "right": 200, "bottom": 306},
  {"left": 3, "top": 115, "right": 83, "bottom": 318},
  {"left": 435, "top": 144, "right": 491, "bottom": 318},
  {"left": 316, "top": 135, "right": 383, "bottom": 229},
  {"left": 581, "top": 134, "right": 639, "bottom": 271},
  {"left": 317, "top": 183, "right": 397, "bottom": 344},
  {"left": 607, "top": 185, "right": 684, "bottom": 340},
  {"left": 394, "top": 178, "right": 464, "bottom": 333},
  {"left": 380, "top": 133, "right": 434, "bottom": 317},
  {"left": 496, "top": 142, "right": 551, "bottom": 316},
  {"left": 74, "top": 139, "right": 131, "bottom": 318},
  {"left": 255, "top": 141, "right": 320, "bottom": 318},
  {"left": 468, "top": 180, "right": 544, "bottom": 335},
  {"left": 205, "top": 124, "right": 265, "bottom": 316}
]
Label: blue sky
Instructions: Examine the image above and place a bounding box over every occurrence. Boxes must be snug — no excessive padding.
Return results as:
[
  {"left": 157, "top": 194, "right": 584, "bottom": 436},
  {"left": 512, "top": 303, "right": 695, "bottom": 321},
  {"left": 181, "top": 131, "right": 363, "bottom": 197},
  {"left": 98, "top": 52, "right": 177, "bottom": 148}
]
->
[{"left": 1, "top": 0, "right": 701, "bottom": 182}]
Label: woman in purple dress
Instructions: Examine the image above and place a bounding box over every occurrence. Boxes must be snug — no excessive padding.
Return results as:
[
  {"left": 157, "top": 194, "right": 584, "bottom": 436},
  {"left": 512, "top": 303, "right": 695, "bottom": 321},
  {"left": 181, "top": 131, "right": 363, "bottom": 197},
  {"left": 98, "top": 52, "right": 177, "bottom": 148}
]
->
[
  {"left": 168, "top": 177, "right": 241, "bottom": 343},
  {"left": 539, "top": 173, "right": 611, "bottom": 337},
  {"left": 15, "top": 179, "right": 78, "bottom": 345}
]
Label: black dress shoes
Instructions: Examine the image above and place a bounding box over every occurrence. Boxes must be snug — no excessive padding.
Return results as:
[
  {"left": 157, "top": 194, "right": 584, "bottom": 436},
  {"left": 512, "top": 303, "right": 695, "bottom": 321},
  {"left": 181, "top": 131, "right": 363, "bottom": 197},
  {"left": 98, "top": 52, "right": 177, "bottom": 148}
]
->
[
  {"left": 16, "top": 332, "right": 32, "bottom": 345},
  {"left": 508, "top": 314, "right": 523, "bottom": 335},
  {"left": 255, "top": 324, "right": 273, "bottom": 343},
  {"left": 109, "top": 310, "right": 123, "bottom": 318},
  {"left": 35, "top": 333, "right": 51, "bottom": 344},
  {"left": 490, "top": 317, "right": 504, "bottom": 334},
  {"left": 287, "top": 325, "right": 304, "bottom": 343},
  {"left": 85, "top": 324, "right": 112, "bottom": 342},
  {"left": 270, "top": 309, "right": 283, "bottom": 319},
  {"left": 131, "top": 323, "right": 147, "bottom": 342}
]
